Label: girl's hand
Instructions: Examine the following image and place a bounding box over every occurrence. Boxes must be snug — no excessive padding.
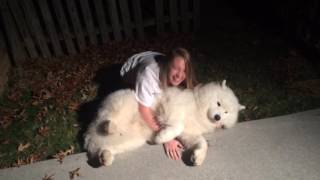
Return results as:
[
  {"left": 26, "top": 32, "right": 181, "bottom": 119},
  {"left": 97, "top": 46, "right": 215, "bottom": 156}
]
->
[{"left": 163, "top": 139, "right": 184, "bottom": 160}]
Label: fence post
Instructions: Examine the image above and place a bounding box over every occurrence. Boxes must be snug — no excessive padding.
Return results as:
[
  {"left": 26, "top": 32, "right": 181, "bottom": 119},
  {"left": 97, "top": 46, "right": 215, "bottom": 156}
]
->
[
  {"left": 0, "top": 49, "right": 11, "bottom": 96},
  {"left": 0, "top": 26, "right": 6, "bottom": 50},
  {"left": 37, "top": 0, "right": 64, "bottom": 57},
  {"left": 119, "top": 0, "right": 133, "bottom": 39},
  {"left": 0, "top": 0, "right": 26, "bottom": 64},
  {"left": 170, "top": 0, "right": 178, "bottom": 33},
  {"left": 21, "top": 0, "right": 52, "bottom": 58},
  {"left": 107, "top": 0, "right": 122, "bottom": 41},
  {"left": 93, "top": 0, "right": 110, "bottom": 43},
  {"left": 51, "top": 0, "right": 77, "bottom": 55},
  {"left": 8, "top": 0, "right": 39, "bottom": 58},
  {"left": 65, "top": 0, "right": 87, "bottom": 51},
  {"left": 155, "top": 0, "right": 164, "bottom": 34},
  {"left": 132, "top": 0, "right": 144, "bottom": 39},
  {"left": 80, "top": 0, "right": 98, "bottom": 45},
  {"left": 180, "top": 0, "right": 189, "bottom": 33},
  {"left": 193, "top": 0, "right": 200, "bottom": 32}
]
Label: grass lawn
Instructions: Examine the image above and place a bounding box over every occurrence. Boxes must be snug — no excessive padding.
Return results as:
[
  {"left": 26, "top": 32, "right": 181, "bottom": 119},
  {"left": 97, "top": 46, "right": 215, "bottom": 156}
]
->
[{"left": 1, "top": 18, "right": 320, "bottom": 168}]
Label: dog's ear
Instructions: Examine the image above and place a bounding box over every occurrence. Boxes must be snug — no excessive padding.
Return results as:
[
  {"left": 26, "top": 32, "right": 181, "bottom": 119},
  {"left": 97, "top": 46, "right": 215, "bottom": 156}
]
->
[
  {"left": 222, "top": 80, "right": 227, "bottom": 89},
  {"left": 239, "top": 105, "right": 246, "bottom": 110}
]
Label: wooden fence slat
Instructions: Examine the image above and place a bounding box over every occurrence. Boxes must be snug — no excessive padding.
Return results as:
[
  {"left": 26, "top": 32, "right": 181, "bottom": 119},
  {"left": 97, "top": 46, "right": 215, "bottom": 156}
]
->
[
  {"left": 8, "top": 0, "right": 38, "bottom": 58},
  {"left": 308, "top": 0, "right": 318, "bottom": 22},
  {"left": 193, "top": 0, "right": 200, "bottom": 32},
  {"left": 92, "top": 0, "right": 110, "bottom": 43},
  {"left": 0, "top": 0, "right": 26, "bottom": 63},
  {"left": 79, "top": 0, "right": 98, "bottom": 45},
  {"left": 21, "top": 0, "right": 52, "bottom": 58},
  {"left": 119, "top": 0, "right": 133, "bottom": 39},
  {"left": 37, "top": 0, "right": 63, "bottom": 57},
  {"left": 65, "top": 0, "right": 86, "bottom": 51},
  {"left": 51, "top": 0, "right": 77, "bottom": 55},
  {"left": 170, "top": 0, "right": 178, "bottom": 32},
  {"left": 2, "top": 0, "right": 197, "bottom": 62},
  {"left": 0, "top": 27, "right": 6, "bottom": 50},
  {"left": 132, "top": 0, "right": 144, "bottom": 39},
  {"left": 155, "top": 0, "right": 164, "bottom": 34},
  {"left": 180, "top": 0, "right": 189, "bottom": 32},
  {"left": 107, "top": 0, "right": 122, "bottom": 41}
]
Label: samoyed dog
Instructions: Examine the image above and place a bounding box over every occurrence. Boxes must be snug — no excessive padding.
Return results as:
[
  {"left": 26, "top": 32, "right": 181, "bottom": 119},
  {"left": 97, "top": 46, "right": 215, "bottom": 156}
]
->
[{"left": 84, "top": 80, "right": 245, "bottom": 166}]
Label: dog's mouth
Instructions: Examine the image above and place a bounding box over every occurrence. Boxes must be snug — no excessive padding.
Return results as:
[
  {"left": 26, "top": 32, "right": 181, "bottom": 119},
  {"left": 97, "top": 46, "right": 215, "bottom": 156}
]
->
[{"left": 214, "top": 122, "right": 225, "bottom": 129}]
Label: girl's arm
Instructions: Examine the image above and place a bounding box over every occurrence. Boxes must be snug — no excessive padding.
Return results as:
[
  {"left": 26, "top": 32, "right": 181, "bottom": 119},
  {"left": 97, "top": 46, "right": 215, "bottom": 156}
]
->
[
  {"left": 138, "top": 103, "right": 184, "bottom": 160},
  {"left": 138, "top": 103, "right": 160, "bottom": 131}
]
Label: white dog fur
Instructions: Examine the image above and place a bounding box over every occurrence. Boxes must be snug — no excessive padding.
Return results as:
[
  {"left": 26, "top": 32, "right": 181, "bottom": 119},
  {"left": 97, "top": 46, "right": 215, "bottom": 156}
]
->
[{"left": 84, "top": 80, "right": 245, "bottom": 166}]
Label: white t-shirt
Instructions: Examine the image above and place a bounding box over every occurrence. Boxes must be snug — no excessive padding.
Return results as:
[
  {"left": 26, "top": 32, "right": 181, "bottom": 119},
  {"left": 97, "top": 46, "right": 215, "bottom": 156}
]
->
[{"left": 120, "top": 51, "right": 164, "bottom": 107}]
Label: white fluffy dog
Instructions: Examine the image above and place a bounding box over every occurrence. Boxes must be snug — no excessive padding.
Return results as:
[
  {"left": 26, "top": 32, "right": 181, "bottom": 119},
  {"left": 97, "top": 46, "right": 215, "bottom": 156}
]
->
[{"left": 84, "top": 80, "right": 245, "bottom": 166}]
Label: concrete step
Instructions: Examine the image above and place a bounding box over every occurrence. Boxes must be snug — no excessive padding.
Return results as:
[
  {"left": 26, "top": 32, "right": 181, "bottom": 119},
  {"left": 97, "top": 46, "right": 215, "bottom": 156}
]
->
[{"left": 0, "top": 109, "right": 320, "bottom": 180}]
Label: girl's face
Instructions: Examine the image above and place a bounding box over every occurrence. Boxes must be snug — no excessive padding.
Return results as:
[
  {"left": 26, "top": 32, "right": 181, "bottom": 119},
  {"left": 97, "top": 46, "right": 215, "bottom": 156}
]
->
[{"left": 168, "top": 56, "right": 186, "bottom": 86}]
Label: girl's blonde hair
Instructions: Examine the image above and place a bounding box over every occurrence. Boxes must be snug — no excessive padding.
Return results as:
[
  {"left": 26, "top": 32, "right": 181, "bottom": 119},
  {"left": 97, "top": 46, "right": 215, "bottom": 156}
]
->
[{"left": 159, "top": 47, "right": 197, "bottom": 89}]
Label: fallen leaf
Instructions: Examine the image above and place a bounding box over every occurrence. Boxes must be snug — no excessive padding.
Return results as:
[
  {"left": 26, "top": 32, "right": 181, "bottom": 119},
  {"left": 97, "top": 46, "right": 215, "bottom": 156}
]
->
[
  {"left": 245, "top": 88, "right": 254, "bottom": 94},
  {"left": 16, "top": 158, "right": 25, "bottom": 167},
  {"left": 52, "top": 153, "right": 64, "bottom": 164},
  {"left": 68, "top": 102, "right": 80, "bottom": 111},
  {"left": 38, "top": 126, "right": 50, "bottom": 137},
  {"left": 1, "top": 140, "right": 10, "bottom": 145},
  {"left": 40, "top": 89, "right": 52, "bottom": 100},
  {"left": 27, "top": 153, "right": 41, "bottom": 164},
  {"left": 32, "top": 100, "right": 39, "bottom": 106},
  {"left": 18, "top": 143, "right": 31, "bottom": 152},
  {"left": 0, "top": 115, "right": 13, "bottom": 129},
  {"left": 42, "top": 173, "right": 54, "bottom": 180},
  {"left": 65, "top": 145, "right": 75, "bottom": 155},
  {"left": 36, "top": 107, "right": 48, "bottom": 121},
  {"left": 69, "top": 168, "right": 80, "bottom": 180},
  {"left": 53, "top": 146, "right": 75, "bottom": 164},
  {"left": 252, "top": 106, "right": 258, "bottom": 111}
]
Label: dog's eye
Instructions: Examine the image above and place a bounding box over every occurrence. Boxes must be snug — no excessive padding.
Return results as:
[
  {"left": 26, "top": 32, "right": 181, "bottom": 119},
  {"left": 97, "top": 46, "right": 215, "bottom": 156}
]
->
[
  {"left": 225, "top": 111, "right": 228, "bottom": 114},
  {"left": 217, "top": 102, "right": 221, "bottom": 106}
]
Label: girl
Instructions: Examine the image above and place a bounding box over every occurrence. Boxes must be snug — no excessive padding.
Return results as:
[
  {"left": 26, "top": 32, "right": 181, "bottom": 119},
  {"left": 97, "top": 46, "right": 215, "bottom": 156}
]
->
[{"left": 120, "top": 48, "right": 197, "bottom": 160}]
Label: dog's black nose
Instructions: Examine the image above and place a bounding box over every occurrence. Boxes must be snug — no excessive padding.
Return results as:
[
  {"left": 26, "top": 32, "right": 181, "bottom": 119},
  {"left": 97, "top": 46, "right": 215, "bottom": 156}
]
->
[{"left": 214, "top": 114, "right": 221, "bottom": 121}]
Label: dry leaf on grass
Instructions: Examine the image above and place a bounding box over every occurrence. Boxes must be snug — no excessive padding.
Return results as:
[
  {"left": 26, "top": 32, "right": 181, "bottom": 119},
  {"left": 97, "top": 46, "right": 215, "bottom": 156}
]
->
[
  {"left": 1, "top": 139, "right": 10, "bottom": 145},
  {"left": 69, "top": 168, "right": 81, "bottom": 180},
  {"left": 38, "top": 126, "right": 50, "bottom": 137},
  {"left": 0, "top": 115, "right": 13, "bottom": 129},
  {"left": 68, "top": 102, "right": 80, "bottom": 111},
  {"left": 40, "top": 89, "right": 53, "bottom": 100},
  {"left": 53, "top": 146, "right": 75, "bottom": 164},
  {"left": 15, "top": 153, "right": 41, "bottom": 167},
  {"left": 16, "top": 158, "right": 24, "bottom": 167},
  {"left": 252, "top": 106, "right": 258, "bottom": 111},
  {"left": 18, "top": 142, "right": 31, "bottom": 152},
  {"left": 36, "top": 107, "right": 48, "bottom": 121},
  {"left": 42, "top": 173, "right": 54, "bottom": 180},
  {"left": 32, "top": 100, "right": 40, "bottom": 106}
]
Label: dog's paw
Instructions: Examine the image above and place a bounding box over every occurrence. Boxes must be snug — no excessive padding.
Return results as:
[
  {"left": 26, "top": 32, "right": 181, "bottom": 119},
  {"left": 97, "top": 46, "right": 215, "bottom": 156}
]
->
[
  {"left": 153, "top": 134, "right": 165, "bottom": 144},
  {"left": 153, "top": 129, "right": 177, "bottom": 144},
  {"left": 100, "top": 150, "right": 114, "bottom": 166},
  {"left": 190, "top": 149, "right": 206, "bottom": 166}
]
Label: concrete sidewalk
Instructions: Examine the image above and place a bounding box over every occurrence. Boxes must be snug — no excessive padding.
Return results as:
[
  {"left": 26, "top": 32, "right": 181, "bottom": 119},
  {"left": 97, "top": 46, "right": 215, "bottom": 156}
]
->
[{"left": 1, "top": 109, "right": 320, "bottom": 180}]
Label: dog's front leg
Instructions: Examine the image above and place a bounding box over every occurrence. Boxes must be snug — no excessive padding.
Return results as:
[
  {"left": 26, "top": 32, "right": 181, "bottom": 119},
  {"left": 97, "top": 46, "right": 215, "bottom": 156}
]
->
[
  {"left": 154, "top": 123, "right": 184, "bottom": 144},
  {"left": 180, "top": 135, "right": 208, "bottom": 166}
]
